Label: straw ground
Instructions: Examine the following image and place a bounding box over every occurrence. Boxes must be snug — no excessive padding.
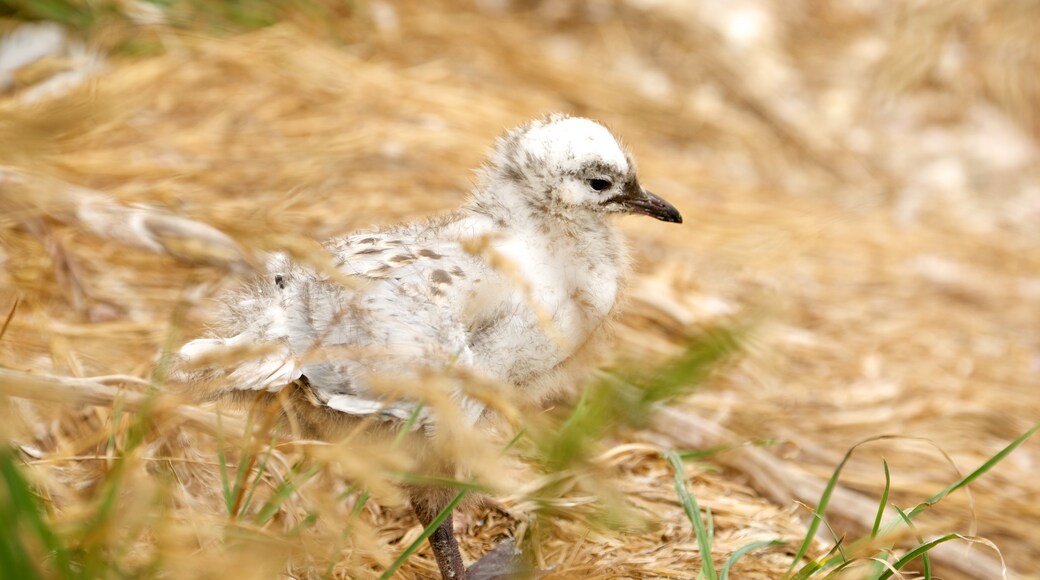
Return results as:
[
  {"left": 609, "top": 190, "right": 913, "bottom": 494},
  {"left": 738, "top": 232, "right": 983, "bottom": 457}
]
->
[{"left": 2, "top": 1, "right": 1039, "bottom": 578}]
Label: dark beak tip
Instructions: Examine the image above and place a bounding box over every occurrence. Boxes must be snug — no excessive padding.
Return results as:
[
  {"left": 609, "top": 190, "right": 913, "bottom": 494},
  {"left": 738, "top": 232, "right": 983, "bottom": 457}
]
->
[
  {"left": 648, "top": 196, "right": 683, "bottom": 224},
  {"left": 613, "top": 187, "right": 684, "bottom": 224},
  {"left": 638, "top": 189, "right": 682, "bottom": 224}
]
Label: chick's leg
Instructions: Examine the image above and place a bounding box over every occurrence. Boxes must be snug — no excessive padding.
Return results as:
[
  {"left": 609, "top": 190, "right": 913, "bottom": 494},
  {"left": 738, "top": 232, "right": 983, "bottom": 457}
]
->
[{"left": 411, "top": 497, "right": 466, "bottom": 580}]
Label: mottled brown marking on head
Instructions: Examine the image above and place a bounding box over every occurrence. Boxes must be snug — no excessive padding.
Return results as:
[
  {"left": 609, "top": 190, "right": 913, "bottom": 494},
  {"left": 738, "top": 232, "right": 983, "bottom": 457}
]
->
[
  {"left": 418, "top": 249, "right": 443, "bottom": 259},
  {"left": 357, "top": 237, "right": 378, "bottom": 244},
  {"left": 355, "top": 247, "right": 382, "bottom": 255},
  {"left": 431, "top": 269, "right": 452, "bottom": 285},
  {"left": 390, "top": 253, "right": 415, "bottom": 263},
  {"left": 580, "top": 160, "right": 624, "bottom": 180},
  {"left": 450, "top": 267, "right": 466, "bottom": 279}
]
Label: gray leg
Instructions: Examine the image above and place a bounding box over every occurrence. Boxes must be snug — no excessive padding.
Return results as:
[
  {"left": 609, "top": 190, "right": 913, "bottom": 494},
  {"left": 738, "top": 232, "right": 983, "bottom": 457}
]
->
[{"left": 412, "top": 498, "right": 466, "bottom": 580}]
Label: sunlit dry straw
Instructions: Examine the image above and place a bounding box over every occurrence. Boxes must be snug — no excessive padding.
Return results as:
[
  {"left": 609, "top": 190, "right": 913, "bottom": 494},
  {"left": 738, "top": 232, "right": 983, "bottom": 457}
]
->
[
  {"left": 1, "top": 1, "right": 1038, "bottom": 577},
  {"left": 0, "top": 367, "right": 246, "bottom": 438}
]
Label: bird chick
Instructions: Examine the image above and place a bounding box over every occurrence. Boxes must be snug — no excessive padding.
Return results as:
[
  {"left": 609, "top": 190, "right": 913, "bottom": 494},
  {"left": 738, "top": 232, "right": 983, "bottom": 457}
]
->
[{"left": 177, "top": 113, "right": 682, "bottom": 579}]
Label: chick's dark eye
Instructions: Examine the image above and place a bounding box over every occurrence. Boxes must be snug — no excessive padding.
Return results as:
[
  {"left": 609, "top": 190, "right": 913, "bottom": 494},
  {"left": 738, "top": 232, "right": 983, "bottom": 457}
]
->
[{"left": 588, "top": 178, "right": 612, "bottom": 192}]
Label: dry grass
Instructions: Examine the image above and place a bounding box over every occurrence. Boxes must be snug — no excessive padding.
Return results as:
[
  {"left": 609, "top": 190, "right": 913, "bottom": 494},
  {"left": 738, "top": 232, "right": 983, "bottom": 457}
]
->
[{"left": 2, "top": 1, "right": 1039, "bottom": 578}]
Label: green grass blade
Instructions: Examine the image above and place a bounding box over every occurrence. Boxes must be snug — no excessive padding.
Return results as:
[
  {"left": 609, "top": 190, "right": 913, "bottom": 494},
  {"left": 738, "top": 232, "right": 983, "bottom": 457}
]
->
[
  {"left": 349, "top": 490, "right": 370, "bottom": 522},
  {"left": 3, "top": 0, "right": 94, "bottom": 28},
  {"left": 0, "top": 448, "right": 67, "bottom": 579},
  {"left": 239, "top": 426, "right": 282, "bottom": 518},
  {"left": 542, "top": 383, "right": 597, "bottom": 469},
  {"left": 789, "top": 535, "right": 848, "bottom": 580},
  {"left": 288, "top": 511, "right": 318, "bottom": 536},
  {"left": 863, "top": 549, "right": 893, "bottom": 578},
  {"left": 861, "top": 459, "right": 894, "bottom": 579},
  {"left": 638, "top": 328, "right": 741, "bottom": 407},
  {"left": 870, "top": 459, "right": 891, "bottom": 539},
  {"left": 720, "top": 540, "right": 785, "bottom": 580},
  {"left": 786, "top": 462, "right": 845, "bottom": 573},
  {"left": 788, "top": 559, "right": 822, "bottom": 580},
  {"left": 788, "top": 502, "right": 850, "bottom": 577},
  {"left": 336, "top": 482, "right": 360, "bottom": 502},
  {"left": 786, "top": 434, "right": 898, "bottom": 575},
  {"left": 379, "top": 490, "right": 468, "bottom": 580},
  {"left": 74, "top": 394, "right": 160, "bottom": 576},
  {"left": 393, "top": 403, "right": 425, "bottom": 447},
  {"left": 532, "top": 329, "right": 741, "bottom": 474},
  {"left": 0, "top": 526, "right": 40, "bottom": 580},
  {"left": 706, "top": 506, "right": 714, "bottom": 545},
  {"left": 216, "top": 413, "right": 234, "bottom": 515},
  {"left": 666, "top": 450, "right": 716, "bottom": 580},
  {"left": 877, "top": 534, "right": 961, "bottom": 580},
  {"left": 907, "top": 422, "right": 1040, "bottom": 520},
  {"left": 857, "top": 422, "right": 1040, "bottom": 564},
  {"left": 503, "top": 428, "right": 526, "bottom": 453},
  {"left": 230, "top": 446, "right": 254, "bottom": 517},
  {"left": 833, "top": 425, "right": 1037, "bottom": 578},
  {"left": 229, "top": 407, "right": 263, "bottom": 518},
  {"left": 323, "top": 488, "right": 372, "bottom": 579},
  {"left": 890, "top": 505, "right": 931, "bottom": 579},
  {"left": 253, "top": 464, "right": 321, "bottom": 526},
  {"left": 825, "top": 556, "right": 878, "bottom": 579}
]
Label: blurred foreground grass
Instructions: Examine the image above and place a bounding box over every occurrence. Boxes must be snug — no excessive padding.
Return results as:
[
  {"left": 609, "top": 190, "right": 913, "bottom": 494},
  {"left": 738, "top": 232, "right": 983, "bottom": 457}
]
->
[
  {"left": 0, "top": 329, "right": 746, "bottom": 578},
  {"left": 2, "top": 0, "right": 308, "bottom": 33},
  {"left": 2, "top": 0, "right": 1039, "bottom": 577},
  {"left": 4, "top": 341, "right": 1037, "bottom": 578}
]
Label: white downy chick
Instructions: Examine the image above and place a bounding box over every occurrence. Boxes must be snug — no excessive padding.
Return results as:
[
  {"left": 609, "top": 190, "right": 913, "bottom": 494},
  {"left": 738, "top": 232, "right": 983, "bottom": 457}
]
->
[{"left": 177, "top": 113, "right": 682, "bottom": 580}]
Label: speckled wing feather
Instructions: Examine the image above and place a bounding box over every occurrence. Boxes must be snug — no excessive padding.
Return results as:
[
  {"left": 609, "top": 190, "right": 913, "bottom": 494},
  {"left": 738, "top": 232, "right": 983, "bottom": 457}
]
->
[{"left": 179, "top": 222, "right": 490, "bottom": 425}]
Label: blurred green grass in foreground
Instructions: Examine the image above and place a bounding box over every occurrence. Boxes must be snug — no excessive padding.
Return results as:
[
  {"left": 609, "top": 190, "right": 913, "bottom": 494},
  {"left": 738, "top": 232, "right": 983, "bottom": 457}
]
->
[
  {"left": 0, "top": 328, "right": 740, "bottom": 577},
  {"left": 0, "top": 0, "right": 355, "bottom": 55},
  {"left": 2, "top": 0, "right": 290, "bottom": 31}
]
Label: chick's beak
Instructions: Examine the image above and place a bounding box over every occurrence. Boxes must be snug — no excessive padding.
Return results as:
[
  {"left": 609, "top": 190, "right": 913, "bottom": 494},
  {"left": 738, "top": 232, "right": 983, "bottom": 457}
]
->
[{"left": 613, "top": 184, "right": 683, "bottom": 223}]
